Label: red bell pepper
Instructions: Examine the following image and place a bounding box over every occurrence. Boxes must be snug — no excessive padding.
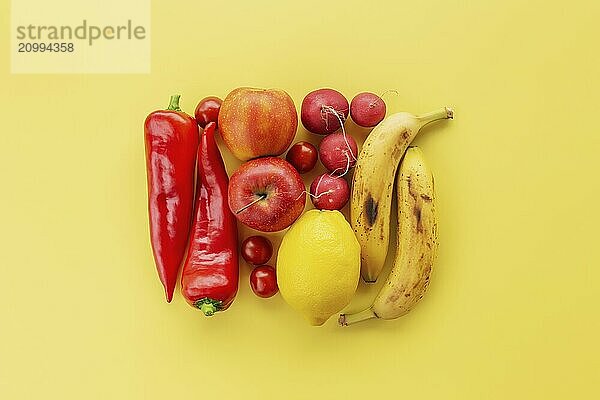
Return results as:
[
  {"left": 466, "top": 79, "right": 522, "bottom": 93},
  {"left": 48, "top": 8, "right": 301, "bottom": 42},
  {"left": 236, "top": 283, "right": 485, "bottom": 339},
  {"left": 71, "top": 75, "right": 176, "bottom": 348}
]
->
[
  {"left": 182, "top": 122, "right": 239, "bottom": 316},
  {"left": 144, "top": 95, "right": 199, "bottom": 302}
]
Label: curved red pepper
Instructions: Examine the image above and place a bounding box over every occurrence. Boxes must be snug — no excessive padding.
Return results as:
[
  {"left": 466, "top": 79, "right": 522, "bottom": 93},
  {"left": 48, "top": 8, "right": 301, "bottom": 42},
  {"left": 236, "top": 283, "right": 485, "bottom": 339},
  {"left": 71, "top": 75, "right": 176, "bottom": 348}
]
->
[
  {"left": 182, "top": 122, "right": 239, "bottom": 316},
  {"left": 144, "top": 95, "right": 199, "bottom": 302}
]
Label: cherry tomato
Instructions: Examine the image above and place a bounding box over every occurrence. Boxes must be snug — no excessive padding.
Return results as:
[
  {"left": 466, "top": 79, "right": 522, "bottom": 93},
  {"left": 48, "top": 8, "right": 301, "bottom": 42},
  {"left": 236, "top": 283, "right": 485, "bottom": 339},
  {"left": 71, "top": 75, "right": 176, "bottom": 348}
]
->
[
  {"left": 250, "top": 265, "right": 278, "bottom": 298},
  {"left": 195, "top": 96, "right": 222, "bottom": 128},
  {"left": 285, "top": 141, "right": 318, "bottom": 174},
  {"left": 241, "top": 236, "right": 273, "bottom": 265}
]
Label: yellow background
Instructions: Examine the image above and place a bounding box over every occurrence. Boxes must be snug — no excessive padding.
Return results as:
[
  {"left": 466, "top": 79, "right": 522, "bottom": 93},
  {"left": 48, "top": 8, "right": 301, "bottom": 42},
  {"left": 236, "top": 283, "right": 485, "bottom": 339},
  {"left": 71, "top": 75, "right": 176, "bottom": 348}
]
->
[{"left": 1, "top": 0, "right": 599, "bottom": 399}]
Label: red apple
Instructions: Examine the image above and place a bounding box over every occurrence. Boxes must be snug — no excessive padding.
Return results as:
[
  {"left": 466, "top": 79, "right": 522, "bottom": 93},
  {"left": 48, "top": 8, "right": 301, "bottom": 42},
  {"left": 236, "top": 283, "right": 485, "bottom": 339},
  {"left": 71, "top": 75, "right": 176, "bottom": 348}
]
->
[
  {"left": 218, "top": 87, "right": 298, "bottom": 161},
  {"left": 228, "top": 157, "right": 306, "bottom": 232}
]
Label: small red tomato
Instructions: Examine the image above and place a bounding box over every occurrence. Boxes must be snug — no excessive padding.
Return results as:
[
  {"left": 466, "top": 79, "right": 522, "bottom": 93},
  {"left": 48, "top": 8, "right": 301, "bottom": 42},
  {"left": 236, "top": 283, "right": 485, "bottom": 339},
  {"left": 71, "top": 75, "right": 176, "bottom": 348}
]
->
[
  {"left": 285, "top": 141, "right": 318, "bottom": 174},
  {"left": 195, "top": 96, "right": 222, "bottom": 128},
  {"left": 250, "top": 265, "right": 278, "bottom": 298},
  {"left": 241, "top": 236, "right": 273, "bottom": 265}
]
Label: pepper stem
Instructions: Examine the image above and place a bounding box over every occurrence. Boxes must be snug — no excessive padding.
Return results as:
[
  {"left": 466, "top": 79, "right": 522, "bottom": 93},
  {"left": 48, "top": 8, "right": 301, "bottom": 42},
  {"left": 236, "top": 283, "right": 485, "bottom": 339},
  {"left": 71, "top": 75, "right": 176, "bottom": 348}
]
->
[
  {"left": 200, "top": 303, "right": 217, "bottom": 316},
  {"left": 193, "top": 298, "right": 222, "bottom": 317},
  {"left": 338, "top": 308, "right": 377, "bottom": 327},
  {"left": 167, "top": 94, "right": 182, "bottom": 111}
]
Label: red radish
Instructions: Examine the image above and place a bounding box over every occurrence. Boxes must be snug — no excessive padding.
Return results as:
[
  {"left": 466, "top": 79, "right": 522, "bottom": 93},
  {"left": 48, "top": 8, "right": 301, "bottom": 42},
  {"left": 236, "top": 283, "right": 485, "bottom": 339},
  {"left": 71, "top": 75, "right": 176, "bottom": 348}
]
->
[
  {"left": 350, "top": 92, "right": 386, "bottom": 127},
  {"left": 301, "top": 88, "right": 349, "bottom": 135},
  {"left": 319, "top": 132, "right": 358, "bottom": 175},
  {"left": 286, "top": 141, "right": 318, "bottom": 174},
  {"left": 309, "top": 174, "right": 350, "bottom": 210}
]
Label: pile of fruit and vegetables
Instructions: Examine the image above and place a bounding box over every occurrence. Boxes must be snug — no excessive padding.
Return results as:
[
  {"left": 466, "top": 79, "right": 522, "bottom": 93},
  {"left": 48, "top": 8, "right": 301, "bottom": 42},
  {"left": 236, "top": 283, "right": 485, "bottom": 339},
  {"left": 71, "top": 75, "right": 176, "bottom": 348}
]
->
[{"left": 144, "top": 87, "right": 453, "bottom": 326}]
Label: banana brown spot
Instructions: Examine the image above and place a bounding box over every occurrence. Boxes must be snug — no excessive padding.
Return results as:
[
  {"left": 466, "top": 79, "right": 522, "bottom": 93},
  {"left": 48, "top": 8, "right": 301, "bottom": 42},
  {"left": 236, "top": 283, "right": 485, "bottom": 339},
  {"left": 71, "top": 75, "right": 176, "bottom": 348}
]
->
[
  {"left": 414, "top": 205, "right": 423, "bottom": 232},
  {"left": 365, "top": 195, "right": 378, "bottom": 227},
  {"left": 387, "top": 292, "right": 400, "bottom": 303}
]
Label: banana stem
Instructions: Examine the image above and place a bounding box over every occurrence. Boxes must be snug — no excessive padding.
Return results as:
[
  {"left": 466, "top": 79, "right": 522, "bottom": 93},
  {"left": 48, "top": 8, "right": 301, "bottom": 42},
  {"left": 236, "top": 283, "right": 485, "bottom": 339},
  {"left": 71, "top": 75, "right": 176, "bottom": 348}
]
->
[
  {"left": 338, "top": 308, "right": 377, "bottom": 326},
  {"left": 418, "top": 107, "right": 454, "bottom": 128}
]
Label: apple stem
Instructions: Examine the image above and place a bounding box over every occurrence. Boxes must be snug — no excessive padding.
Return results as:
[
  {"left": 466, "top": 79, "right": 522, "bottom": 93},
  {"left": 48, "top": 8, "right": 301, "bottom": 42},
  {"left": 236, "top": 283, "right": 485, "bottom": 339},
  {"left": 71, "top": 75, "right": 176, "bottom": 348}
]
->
[{"left": 235, "top": 193, "right": 267, "bottom": 214}]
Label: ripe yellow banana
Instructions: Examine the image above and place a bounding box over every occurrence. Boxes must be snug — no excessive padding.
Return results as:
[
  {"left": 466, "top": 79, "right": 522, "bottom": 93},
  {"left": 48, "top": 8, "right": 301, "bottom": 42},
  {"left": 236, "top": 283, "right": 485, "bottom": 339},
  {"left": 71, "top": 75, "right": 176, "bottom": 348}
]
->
[
  {"left": 340, "top": 147, "right": 437, "bottom": 326},
  {"left": 351, "top": 107, "right": 451, "bottom": 282}
]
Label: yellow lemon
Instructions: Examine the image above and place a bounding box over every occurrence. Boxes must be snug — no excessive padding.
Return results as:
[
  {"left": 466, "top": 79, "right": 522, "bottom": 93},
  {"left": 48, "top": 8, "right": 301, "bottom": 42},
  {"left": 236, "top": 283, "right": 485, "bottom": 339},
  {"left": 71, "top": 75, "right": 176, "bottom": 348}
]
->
[{"left": 277, "top": 209, "right": 361, "bottom": 326}]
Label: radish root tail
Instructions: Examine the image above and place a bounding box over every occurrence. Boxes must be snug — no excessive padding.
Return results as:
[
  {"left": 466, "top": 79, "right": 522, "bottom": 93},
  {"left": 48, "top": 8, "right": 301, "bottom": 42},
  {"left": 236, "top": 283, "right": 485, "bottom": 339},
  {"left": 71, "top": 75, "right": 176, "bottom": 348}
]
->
[
  {"left": 320, "top": 105, "right": 357, "bottom": 172},
  {"left": 296, "top": 188, "right": 334, "bottom": 201},
  {"left": 328, "top": 152, "right": 352, "bottom": 177},
  {"left": 369, "top": 89, "right": 399, "bottom": 108},
  {"left": 320, "top": 105, "right": 347, "bottom": 133}
]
